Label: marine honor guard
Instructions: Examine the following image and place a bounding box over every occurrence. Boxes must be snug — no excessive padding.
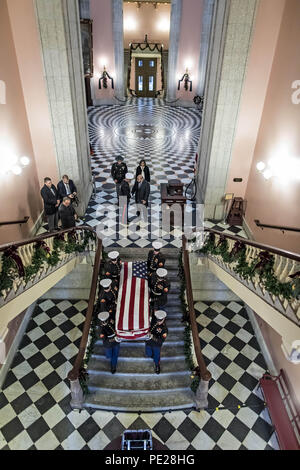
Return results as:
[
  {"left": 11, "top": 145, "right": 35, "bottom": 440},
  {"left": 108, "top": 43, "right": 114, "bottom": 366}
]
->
[
  {"left": 150, "top": 268, "right": 170, "bottom": 311},
  {"left": 98, "top": 311, "right": 121, "bottom": 374},
  {"left": 111, "top": 156, "right": 128, "bottom": 200},
  {"left": 145, "top": 310, "right": 168, "bottom": 374},
  {"left": 104, "top": 251, "right": 122, "bottom": 291},
  {"left": 147, "top": 241, "right": 166, "bottom": 280},
  {"left": 98, "top": 278, "right": 118, "bottom": 320}
]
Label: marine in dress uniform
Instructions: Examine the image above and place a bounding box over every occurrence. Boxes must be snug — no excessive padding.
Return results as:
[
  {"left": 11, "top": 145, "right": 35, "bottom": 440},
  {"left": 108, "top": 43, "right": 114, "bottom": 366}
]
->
[
  {"left": 98, "top": 279, "right": 118, "bottom": 321},
  {"left": 119, "top": 173, "right": 133, "bottom": 225},
  {"left": 111, "top": 156, "right": 128, "bottom": 200},
  {"left": 147, "top": 241, "right": 166, "bottom": 280},
  {"left": 150, "top": 268, "right": 170, "bottom": 311},
  {"left": 104, "top": 251, "right": 122, "bottom": 292},
  {"left": 98, "top": 311, "right": 121, "bottom": 374},
  {"left": 145, "top": 310, "right": 168, "bottom": 374}
]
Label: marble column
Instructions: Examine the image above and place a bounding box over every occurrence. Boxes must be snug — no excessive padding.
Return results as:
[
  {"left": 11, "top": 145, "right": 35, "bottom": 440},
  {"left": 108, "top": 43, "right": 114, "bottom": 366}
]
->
[
  {"left": 196, "top": 0, "right": 258, "bottom": 219},
  {"left": 196, "top": 0, "right": 215, "bottom": 98},
  {"left": 112, "top": 0, "right": 125, "bottom": 101},
  {"left": 34, "top": 0, "right": 92, "bottom": 215},
  {"left": 166, "top": 0, "right": 182, "bottom": 102}
]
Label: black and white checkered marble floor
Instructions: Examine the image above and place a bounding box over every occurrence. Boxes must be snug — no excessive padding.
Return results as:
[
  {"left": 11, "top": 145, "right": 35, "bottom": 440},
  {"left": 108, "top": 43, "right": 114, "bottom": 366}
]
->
[
  {"left": 39, "top": 99, "right": 247, "bottom": 243},
  {"left": 0, "top": 299, "right": 279, "bottom": 450}
]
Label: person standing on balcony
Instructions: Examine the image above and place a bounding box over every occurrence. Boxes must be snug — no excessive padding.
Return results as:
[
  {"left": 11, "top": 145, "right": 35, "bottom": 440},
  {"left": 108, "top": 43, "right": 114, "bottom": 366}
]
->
[
  {"left": 40, "top": 177, "right": 60, "bottom": 232},
  {"left": 58, "top": 197, "right": 78, "bottom": 229},
  {"left": 111, "top": 156, "right": 128, "bottom": 200},
  {"left": 145, "top": 310, "right": 168, "bottom": 374},
  {"left": 57, "top": 175, "right": 77, "bottom": 203},
  {"left": 98, "top": 311, "right": 121, "bottom": 374}
]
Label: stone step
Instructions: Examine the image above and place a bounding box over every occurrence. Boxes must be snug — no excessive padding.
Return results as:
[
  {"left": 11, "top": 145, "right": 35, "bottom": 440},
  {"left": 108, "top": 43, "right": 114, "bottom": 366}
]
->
[
  {"left": 109, "top": 248, "right": 180, "bottom": 260},
  {"left": 92, "top": 342, "right": 185, "bottom": 358},
  {"left": 87, "top": 370, "right": 191, "bottom": 391},
  {"left": 84, "top": 388, "right": 195, "bottom": 412},
  {"left": 88, "top": 356, "right": 188, "bottom": 374},
  {"left": 95, "top": 328, "right": 184, "bottom": 344}
]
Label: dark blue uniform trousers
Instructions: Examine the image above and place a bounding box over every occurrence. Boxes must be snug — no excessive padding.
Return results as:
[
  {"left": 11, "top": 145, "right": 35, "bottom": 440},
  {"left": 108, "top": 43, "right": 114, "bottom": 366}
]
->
[
  {"left": 105, "top": 343, "right": 120, "bottom": 367},
  {"left": 145, "top": 344, "right": 161, "bottom": 366}
]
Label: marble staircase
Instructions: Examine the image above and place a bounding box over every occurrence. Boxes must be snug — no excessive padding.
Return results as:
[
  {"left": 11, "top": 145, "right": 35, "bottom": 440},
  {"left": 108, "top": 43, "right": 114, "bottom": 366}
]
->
[{"left": 83, "top": 248, "right": 195, "bottom": 412}]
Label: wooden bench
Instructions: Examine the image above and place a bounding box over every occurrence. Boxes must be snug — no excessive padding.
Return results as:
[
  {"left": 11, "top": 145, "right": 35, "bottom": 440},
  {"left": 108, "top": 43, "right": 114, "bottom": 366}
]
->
[{"left": 259, "top": 369, "right": 300, "bottom": 450}]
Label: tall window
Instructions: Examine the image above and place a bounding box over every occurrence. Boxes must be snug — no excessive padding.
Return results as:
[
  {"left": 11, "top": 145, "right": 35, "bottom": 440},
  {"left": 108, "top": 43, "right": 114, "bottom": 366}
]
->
[{"left": 138, "top": 76, "right": 143, "bottom": 91}]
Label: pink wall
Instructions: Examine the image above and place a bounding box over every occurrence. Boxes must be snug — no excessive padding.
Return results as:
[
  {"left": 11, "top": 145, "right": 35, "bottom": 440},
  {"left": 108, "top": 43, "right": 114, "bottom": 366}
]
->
[
  {"left": 0, "top": 0, "right": 42, "bottom": 244},
  {"left": 7, "top": 0, "right": 58, "bottom": 187},
  {"left": 243, "top": 0, "right": 300, "bottom": 253},
  {"left": 123, "top": 3, "right": 171, "bottom": 49},
  {"left": 254, "top": 312, "right": 300, "bottom": 409},
  {"left": 226, "top": 0, "right": 286, "bottom": 198},
  {"left": 90, "top": 0, "right": 116, "bottom": 101},
  {"left": 176, "top": 0, "right": 203, "bottom": 102}
]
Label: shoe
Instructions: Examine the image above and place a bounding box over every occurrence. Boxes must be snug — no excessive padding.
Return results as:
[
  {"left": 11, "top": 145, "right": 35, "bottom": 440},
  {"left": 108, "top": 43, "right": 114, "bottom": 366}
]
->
[
  {"left": 111, "top": 366, "right": 116, "bottom": 374},
  {"left": 155, "top": 365, "right": 160, "bottom": 375}
]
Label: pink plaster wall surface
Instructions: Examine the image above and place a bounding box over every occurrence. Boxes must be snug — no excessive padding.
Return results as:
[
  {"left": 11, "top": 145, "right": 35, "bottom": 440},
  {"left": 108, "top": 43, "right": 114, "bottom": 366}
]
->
[
  {"left": 7, "top": 0, "right": 58, "bottom": 187},
  {"left": 226, "top": 0, "right": 286, "bottom": 198},
  {"left": 243, "top": 0, "right": 300, "bottom": 253},
  {"left": 0, "top": 0, "right": 42, "bottom": 244},
  {"left": 123, "top": 3, "right": 171, "bottom": 49},
  {"left": 176, "top": 0, "right": 203, "bottom": 102},
  {"left": 90, "top": 0, "right": 116, "bottom": 101},
  {"left": 254, "top": 312, "right": 300, "bottom": 409}
]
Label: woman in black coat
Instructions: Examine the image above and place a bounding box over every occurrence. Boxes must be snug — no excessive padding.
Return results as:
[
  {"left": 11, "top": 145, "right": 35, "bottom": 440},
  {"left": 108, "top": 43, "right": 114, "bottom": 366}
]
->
[{"left": 135, "top": 159, "right": 150, "bottom": 183}]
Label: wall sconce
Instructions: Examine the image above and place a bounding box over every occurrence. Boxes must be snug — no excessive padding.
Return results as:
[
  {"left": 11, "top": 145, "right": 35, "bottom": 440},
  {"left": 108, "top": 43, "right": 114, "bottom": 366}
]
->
[
  {"left": 178, "top": 68, "right": 192, "bottom": 92},
  {"left": 0, "top": 148, "right": 30, "bottom": 177},
  {"left": 257, "top": 162, "right": 273, "bottom": 180},
  {"left": 98, "top": 66, "right": 114, "bottom": 90}
]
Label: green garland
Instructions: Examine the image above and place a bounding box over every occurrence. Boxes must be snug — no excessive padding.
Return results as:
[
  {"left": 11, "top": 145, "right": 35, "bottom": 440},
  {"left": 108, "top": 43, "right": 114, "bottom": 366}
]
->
[
  {"left": 198, "top": 236, "right": 297, "bottom": 301},
  {"left": 0, "top": 255, "right": 18, "bottom": 292},
  {"left": 0, "top": 230, "right": 97, "bottom": 296}
]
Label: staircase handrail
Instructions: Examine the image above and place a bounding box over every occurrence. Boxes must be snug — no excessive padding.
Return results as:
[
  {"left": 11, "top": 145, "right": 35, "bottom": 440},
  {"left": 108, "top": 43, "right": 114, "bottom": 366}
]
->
[
  {"left": 182, "top": 235, "right": 211, "bottom": 381},
  {"left": 203, "top": 228, "right": 300, "bottom": 262},
  {"left": 0, "top": 225, "right": 96, "bottom": 252},
  {"left": 68, "top": 237, "right": 102, "bottom": 382}
]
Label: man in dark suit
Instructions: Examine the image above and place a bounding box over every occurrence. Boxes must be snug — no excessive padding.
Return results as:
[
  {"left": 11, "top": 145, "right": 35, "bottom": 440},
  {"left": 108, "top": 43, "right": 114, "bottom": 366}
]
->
[
  {"left": 119, "top": 172, "right": 133, "bottom": 225},
  {"left": 57, "top": 175, "right": 77, "bottom": 203},
  {"left": 58, "top": 196, "right": 78, "bottom": 229},
  {"left": 131, "top": 174, "right": 150, "bottom": 225},
  {"left": 40, "top": 177, "right": 60, "bottom": 232}
]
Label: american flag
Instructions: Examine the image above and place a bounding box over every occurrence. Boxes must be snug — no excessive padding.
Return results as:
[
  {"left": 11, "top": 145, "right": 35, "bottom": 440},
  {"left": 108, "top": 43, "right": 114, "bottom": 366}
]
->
[{"left": 116, "top": 262, "right": 150, "bottom": 340}]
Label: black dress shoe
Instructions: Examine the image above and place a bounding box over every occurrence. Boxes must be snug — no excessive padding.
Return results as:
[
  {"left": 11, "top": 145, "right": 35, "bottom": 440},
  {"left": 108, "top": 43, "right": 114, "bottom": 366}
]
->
[
  {"left": 111, "top": 366, "right": 116, "bottom": 374},
  {"left": 155, "top": 365, "right": 160, "bottom": 375}
]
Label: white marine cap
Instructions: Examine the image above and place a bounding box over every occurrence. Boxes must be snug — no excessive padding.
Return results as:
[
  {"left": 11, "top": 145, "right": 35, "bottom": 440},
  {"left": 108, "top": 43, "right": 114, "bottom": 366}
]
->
[
  {"left": 125, "top": 172, "right": 134, "bottom": 180},
  {"left": 153, "top": 241, "right": 163, "bottom": 250},
  {"left": 156, "top": 268, "right": 168, "bottom": 278},
  {"left": 98, "top": 311, "right": 110, "bottom": 322},
  {"left": 108, "top": 251, "right": 119, "bottom": 260},
  {"left": 155, "top": 310, "right": 167, "bottom": 320},
  {"left": 100, "top": 278, "right": 112, "bottom": 289}
]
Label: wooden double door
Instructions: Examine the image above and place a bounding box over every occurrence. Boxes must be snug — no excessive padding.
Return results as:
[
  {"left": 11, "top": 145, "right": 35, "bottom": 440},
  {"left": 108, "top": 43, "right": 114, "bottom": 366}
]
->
[{"left": 135, "top": 57, "right": 157, "bottom": 97}]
